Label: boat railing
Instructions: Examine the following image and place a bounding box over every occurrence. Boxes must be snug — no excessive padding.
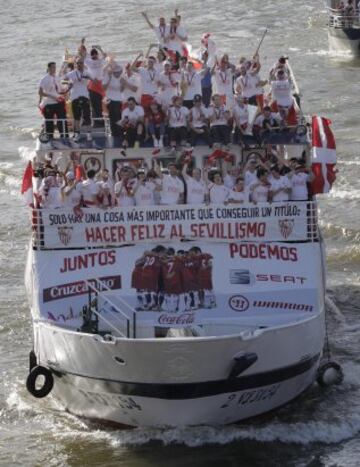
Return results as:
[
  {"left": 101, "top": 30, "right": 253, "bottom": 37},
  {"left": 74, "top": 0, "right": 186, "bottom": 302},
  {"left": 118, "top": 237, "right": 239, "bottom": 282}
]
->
[
  {"left": 327, "top": 7, "right": 360, "bottom": 28},
  {"left": 84, "top": 278, "right": 136, "bottom": 338},
  {"left": 39, "top": 117, "right": 112, "bottom": 141}
]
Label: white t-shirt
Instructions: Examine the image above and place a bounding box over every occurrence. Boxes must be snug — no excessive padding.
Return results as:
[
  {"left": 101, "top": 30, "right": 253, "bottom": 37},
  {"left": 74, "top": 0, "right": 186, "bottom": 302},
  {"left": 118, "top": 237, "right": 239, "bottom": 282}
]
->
[
  {"left": 122, "top": 105, "right": 145, "bottom": 125},
  {"left": 166, "top": 26, "right": 187, "bottom": 54},
  {"left": 64, "top": 70, "right": 91, "bottom": 100},
  {"left": 236, "top": 73, "right": 261, "bottom": 98},
  {"left": 244, "top": 170, "right": 258, "bottom": 188},
  {"left": 223, "top": 174, "right": 236, "bottom": 189},
  {"left": 168, "top": 106, "right": 189, "bottom": 128},
  {"left": 182, "top": 71, "right": 203, "bottom": 100},
  {"left": 233, "top": 104, "right": 249, "bottom": 127},
  {"left": 80, "top": 178, "right": 100, "bottom": 204},
  {"left": 158, "top": 72, "right": 180, "bottom": 105},
  {"left": 270, "top": 176, "right": 291, "bottom": 202},
  {"left": 186, "top": 177, "right": 207, "bottom": 204},
  {"left": 84, "top": 56, "right": 106, "bottom": 81},
  {"left": 271, "top": 79, "right": 293, "bottom": 107},
  {"left": 291, "top": 172, "right": 310, "bottom": 200},
  {"left": 190, "top": 105, "right": 209, "bottom": 128},
  {"left": 40, "top": 186, "right": 63, "bottom": 208},
  {"left": 160, "top": 175, "right": 184, "bottom": 205},
  {"left": 251, "top": 182, "right": 269, "bottom": 203},
  {"left": 134, "top": 181, "right": 156, "bottom": 206},
  {"left": 39, "top": 74, "right": 63, "bottom": 106},
  {"left": 154, "top": 25, "right": 169, "bottom": 46},
  {"left": 208, "top": 183, "right": 229, "bottom": 204},
  {"left": 62, "top": 184, "right": 82, "bottom": 207},
  {"left": 213, "top": 68, "right": 234, "bottom": 97},
  {"left": 114, "top": 179, "right": 136, "bottom": 206},
  {"left": 104, "top": 73, "right": 122, "bottom": 101},
  {"left": 254, "top": 112, "right": 282, "bottom": 128},
  {"left": 121, "top": 73, "right": 141, "bottom": 103},
  {"left": 208, "top": 105, "right": 229, "bottom": 126},
  {"left": 228, "top": 189, "right": 247, "bottom": 203},
  {"left": 137, "top": 67, "right": 160, "bottom": 96}
]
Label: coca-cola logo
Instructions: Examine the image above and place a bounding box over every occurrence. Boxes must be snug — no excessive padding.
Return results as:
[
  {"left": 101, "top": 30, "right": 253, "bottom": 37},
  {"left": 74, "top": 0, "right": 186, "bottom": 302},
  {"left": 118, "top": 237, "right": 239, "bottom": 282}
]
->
[
  {"left": 229, "top": 295, "right": 250, "bottom": 312},
  {"left": 158, "top": 313, "right": 195, "bottom": 326}
]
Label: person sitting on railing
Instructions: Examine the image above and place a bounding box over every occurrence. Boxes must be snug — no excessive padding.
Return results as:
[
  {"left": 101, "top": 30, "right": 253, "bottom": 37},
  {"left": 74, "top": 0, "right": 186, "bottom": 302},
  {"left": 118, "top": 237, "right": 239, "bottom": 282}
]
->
[
  {"left": 182, "top": 160, "right": 208, "bottom": 204},
  {"left": 79, "top": 41, "right": 107, "bottom": 127},
  {"left": 268, "top": 164, "right": 291, "bottom": 202},
  {"left": 62, "top": 58, "right": 92, "bottom": 142},
  {"left": 79, "top": 169, "right": 101, "bottom": 207},
  {"left": 39, "top": 175, "right": 63, "bottom": 208},
  {"left": 208, "top": 94, "right": 232, "bottom": 147},
  {"left": 290, "top": 163, "right": 314, "bottom": 201},
  {"left": 146, "top": 101, "right": 166, "bottom": 148},
  {"left": 118, "top": 97, "right": 145, "bottom": 149},
  {"left": 269, "top": 56, "right": 291, "bottom": 82},
  {"left": 269, "top": 69, "right": 298, "bottom": 126},
  {"left": 227, "top": 176, "right": 248, "bottom": 204},
  {"left": 234, "top": 55, "right": 267, "bottom": 109},
  {"left": 188, "top": 94, "right": 211, "bottom": 146},
  {"left": 206, "top": 168, "right": 230, "bottom": 204},
  {"left": 249, "top": 167, "right": 270, "bottom": 203},
  {"left": 133, "top": 169, "right": 160, "bottom": 206},
  {"left": 61, "top": 171, "right": 82, "bottom": 208},
  {"left": 114, "top": 166, "right": 137, "bottom": 207},
  {"left": 103, "top": 63, "right": 123, "bottom": 137},
  {"left": 167, "top": 95, "right": 190, "bottom": 150},
  {"left": 39, "top": 62, "right": 69, "bottom": 140},
  {"left": 155, "top": 161, "right": 184, "bottom": 205}
]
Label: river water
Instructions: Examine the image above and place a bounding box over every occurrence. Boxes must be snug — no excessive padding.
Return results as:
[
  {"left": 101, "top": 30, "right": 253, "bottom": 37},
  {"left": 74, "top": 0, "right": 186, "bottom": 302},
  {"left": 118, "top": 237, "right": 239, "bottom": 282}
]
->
[{"left": 1, "top": 0, "right": 359, "bottom": 465}]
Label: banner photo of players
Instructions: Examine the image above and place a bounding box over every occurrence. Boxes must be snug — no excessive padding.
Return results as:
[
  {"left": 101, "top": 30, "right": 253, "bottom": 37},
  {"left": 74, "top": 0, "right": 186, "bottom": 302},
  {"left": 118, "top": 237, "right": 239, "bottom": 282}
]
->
[{"left": 34, "top": 242, "right": 320, "bottom": 328}]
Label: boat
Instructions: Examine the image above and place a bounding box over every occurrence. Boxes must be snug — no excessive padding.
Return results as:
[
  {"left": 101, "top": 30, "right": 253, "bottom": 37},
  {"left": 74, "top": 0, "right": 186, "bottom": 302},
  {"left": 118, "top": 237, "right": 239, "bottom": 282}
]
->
[
  {"left": 326, "top": 0, "right": 360, "bottom": 56},
  {"left": 22, "top": 39, "right": 341, "bottom": 427}
]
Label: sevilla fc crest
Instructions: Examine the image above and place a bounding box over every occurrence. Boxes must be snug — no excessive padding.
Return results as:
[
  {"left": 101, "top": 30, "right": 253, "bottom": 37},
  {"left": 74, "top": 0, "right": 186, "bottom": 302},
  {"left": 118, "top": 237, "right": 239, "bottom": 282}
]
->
[
  {"left": 278, "top": 219, "right": 294, "bottom": 239},
  {"left": 57, "top": 226, "right": 74, "bottom": 246}
]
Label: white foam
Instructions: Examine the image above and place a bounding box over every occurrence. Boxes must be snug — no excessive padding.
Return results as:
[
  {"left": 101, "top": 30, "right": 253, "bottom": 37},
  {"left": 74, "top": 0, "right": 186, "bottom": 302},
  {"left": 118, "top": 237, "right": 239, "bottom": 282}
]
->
[{"left": 18, "top": 146, "right": 36, "bottom": 162}]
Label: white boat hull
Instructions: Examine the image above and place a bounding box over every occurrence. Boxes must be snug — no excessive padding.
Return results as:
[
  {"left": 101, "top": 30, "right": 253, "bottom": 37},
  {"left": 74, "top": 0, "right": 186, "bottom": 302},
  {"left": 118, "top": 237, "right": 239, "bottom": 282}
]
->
[{"left": 33, "top": 312, "right": 324, "bottom": 427}]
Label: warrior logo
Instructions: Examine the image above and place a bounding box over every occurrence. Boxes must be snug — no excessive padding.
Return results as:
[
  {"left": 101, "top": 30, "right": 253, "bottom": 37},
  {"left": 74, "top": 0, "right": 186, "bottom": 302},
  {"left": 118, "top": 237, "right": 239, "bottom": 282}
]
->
[
  {"left": 278, "top": 219, "right": 294, "bottom": 239},
  {"left": 57, "top": 226, "right": 74, "bottom": 246}
]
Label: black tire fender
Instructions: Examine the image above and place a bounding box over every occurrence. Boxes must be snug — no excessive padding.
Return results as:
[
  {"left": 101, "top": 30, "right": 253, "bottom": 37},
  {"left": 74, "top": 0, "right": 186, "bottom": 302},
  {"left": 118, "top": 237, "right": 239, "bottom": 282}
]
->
[{"left": 26, "top": 366, "right": 54, "bottom": 398}]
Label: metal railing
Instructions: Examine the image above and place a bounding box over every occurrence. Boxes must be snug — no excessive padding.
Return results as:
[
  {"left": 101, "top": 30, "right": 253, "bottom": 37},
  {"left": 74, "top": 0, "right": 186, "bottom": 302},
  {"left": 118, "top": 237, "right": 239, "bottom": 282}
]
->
[
  {"left": 327, "top": 7, "right": 360, "bottom": 28},
  {"left": 84, "top": 278, "right": 137, "bottom": 338},
  {"left": 39, "top": 117, "right": 112, "bottom": 140}
]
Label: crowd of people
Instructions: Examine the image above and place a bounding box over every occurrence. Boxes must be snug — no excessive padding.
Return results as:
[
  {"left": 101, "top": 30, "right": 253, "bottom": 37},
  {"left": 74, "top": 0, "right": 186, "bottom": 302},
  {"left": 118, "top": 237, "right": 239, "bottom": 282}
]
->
[
  {"left": 331, "top": 0, "right": 360, "bottom": 27},
  {"left": 32, "top": 148, "right": 313, "bottom": 209},
  {"left": 38, "top": 9, "right": 302, "bottom": 149}
]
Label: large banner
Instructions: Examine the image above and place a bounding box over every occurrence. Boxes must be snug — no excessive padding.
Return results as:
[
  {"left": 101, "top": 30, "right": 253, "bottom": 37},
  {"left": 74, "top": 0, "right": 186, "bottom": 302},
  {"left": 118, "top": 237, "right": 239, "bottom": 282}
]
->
[
  {"left": 33, "top": 241, "right": 322, "bottom": 331},
  {"left": 39, "top": 202, "right": 311, "bottom": 249}
]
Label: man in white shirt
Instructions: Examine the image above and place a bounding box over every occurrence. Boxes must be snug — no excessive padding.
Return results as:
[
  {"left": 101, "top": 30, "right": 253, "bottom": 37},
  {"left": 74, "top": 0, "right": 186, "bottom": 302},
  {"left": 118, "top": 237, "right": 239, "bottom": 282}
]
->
[
  {"left": 269, "top": 165, "right": 291, "bottom": 202},
  {"left": 118, "top": 97, "right": 145, "bottom": 148},
  {"left": 103, "top": 64, "right": 123, "bottom": 137},
  {"left": 181, "top": 61, "right": 208, "bottom": 109},
  {"left": 134, "top": 56, "right": 161, "bottom": 114},
  {"left": 158, "top": 61, "right": 180, "bottom": 109},
  {"left": 120, "top": 65, "right": 141, "bottom": 104},
  {"left": 182, "top": 161, "right": 208, "bottom": 204},
  {"left": 63, "top": 58, "right": 92, "bottom": 138},
  {"left": 167, "top": 96, "right": 189, "bottom": 148},
  {"left": 208, "top": 94, "right": 231, "bottom": 146},
  {"left": 39, "top": 62, "right": 68, "bottom": 139},
  {"left": 141, "top": 12, "right": 168, "bottom": 48},
  {"left": 84, "top": 47, "right": 107, "bottom": 127},
  {"left": 207, "top": 171, "right": 230, "bottom": 204},
  {"left": 39, "top": 175, "right": 63, "bottom": 208},
  {"left": 211, "top": 58, "right": 235, "bottom": 109},
  {"left": 290, "top": 164, "right": 314, "bottom": 201},
  {"left": 165, "top": 16, "right": 188, "bottom": 56},
  {"left": 79, "top": 170, "right": 101, "bottom": 207},
  {"left": 156, "top": 162, "right": 184, "bottom": 205},
  {"left": 189, "top": 94, "right": 210, "bottom": 146},
  {"left": 114, "top": 167, "right": 137, "bottom": 207},
  {"left": 233, "top": 95, "right": 250, "bottom": 144}
]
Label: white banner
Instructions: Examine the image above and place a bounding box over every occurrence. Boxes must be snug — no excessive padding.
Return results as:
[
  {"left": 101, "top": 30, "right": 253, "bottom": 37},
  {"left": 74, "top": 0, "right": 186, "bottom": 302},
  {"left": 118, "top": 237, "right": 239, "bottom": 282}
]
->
[
  {"left": 33, "top": 241, "right": 322, "bottom": 330},
  {"left": 39, "top": 202, "right": 310, "bottom": 249}
]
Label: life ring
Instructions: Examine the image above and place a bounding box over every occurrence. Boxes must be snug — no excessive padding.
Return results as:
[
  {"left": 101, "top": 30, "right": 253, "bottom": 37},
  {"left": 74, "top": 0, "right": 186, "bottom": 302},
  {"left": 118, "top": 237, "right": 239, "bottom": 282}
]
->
[
  {"left": 295, "top": 124, "right": 307, "bottom": 137},
  {"left": 316, "top": 361, "right": 344, "bottom": 387},
  {"left": 26, "top": 366, "right": 54, "bottom": 398}
]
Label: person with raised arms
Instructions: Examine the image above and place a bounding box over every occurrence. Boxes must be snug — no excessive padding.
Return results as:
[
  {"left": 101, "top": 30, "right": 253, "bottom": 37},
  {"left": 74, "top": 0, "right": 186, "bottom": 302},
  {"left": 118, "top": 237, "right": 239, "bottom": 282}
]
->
[
  {"left": 157, "top": 61, "right": 180, "bottom": 110},
  {"left": 182, "top": 160, "right": 208, "bottom": 204},
  {"left": 181, "top": 61, "right": 209, "bottom": 109},
  {"left": 132, "top": 53, "right": 161, "bottom": 114}
]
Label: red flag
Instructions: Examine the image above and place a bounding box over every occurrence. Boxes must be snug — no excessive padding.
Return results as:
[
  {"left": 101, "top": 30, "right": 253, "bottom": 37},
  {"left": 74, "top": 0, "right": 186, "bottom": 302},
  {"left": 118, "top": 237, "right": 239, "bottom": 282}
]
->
[
  {"left": 311, "top": 116, "right": 337, "bottom": 194},
  {"left": 207, "top": 148, "right": 228, "bottom": 165},
  {"left": 21, "top": 161, "right": 34, "bottom": 206}
]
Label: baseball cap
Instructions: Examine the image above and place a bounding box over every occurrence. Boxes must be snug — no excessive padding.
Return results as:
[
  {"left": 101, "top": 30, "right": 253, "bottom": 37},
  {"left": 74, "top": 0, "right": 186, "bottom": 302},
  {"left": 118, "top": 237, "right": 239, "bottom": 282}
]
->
[{"left": 193, "top": 94, "right": 202, "bottom": 102}]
